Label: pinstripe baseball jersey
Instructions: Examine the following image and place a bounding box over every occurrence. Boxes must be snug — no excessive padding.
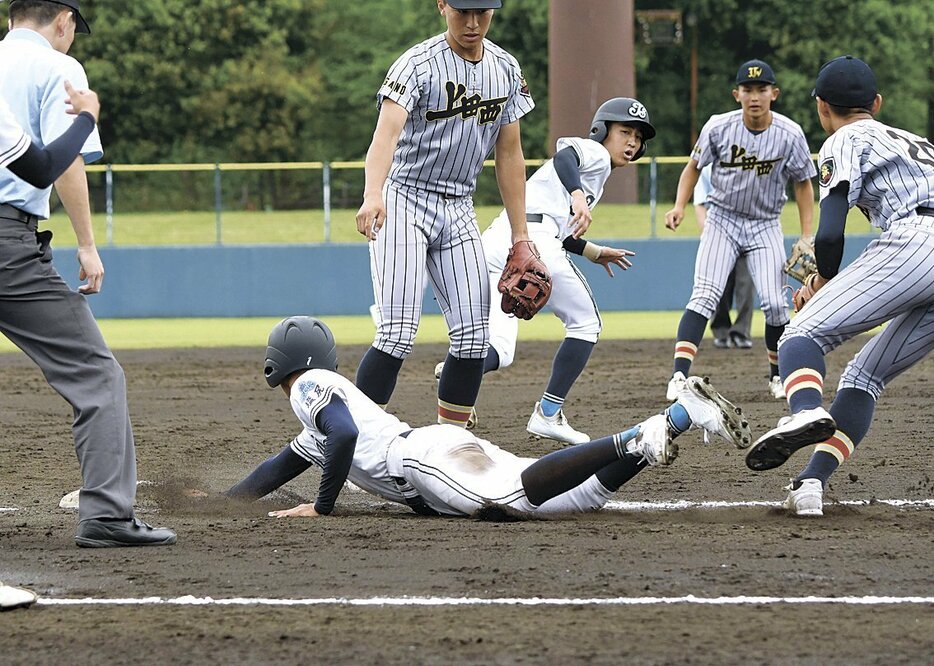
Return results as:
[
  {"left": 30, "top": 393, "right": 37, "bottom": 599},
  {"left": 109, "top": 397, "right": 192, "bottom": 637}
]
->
[
  {"left": 488, "top": 136, "right": 611, "bottom": 239},
  {"left": 287, "top": 368, "right": 411, "bottom": 503},
  {"left": 378, "top": 33, "right": 534, "bottom": 197},
  {"left": 0, "top": 98, "right": 29, "bottom": 167},
  {"left": 817, "top": 119, "right": 934, "bottom": 231},
  {"left": 692, "top": 109, "right": 815, "bottom": 219}
]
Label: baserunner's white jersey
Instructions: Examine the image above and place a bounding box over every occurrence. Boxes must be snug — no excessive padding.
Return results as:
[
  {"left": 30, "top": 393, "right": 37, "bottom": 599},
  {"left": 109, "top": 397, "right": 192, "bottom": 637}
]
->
[
  {"left": 817, "top": 119, "right": 934, "bottom": 231},
  {"left": 488, "top": 136, "right": 611, "bottom": 239},
  {"left": 0, "top": 97, "right": 29, "bottom": 167},
  {"left": 287, "top": 369, "right": 411, "bottom": 503},
  {"left": 378, "top": 33, "right": 534, "bottom": 197},
  {"left": 692, "top": 109, "right": 815, "bottom": 220}
]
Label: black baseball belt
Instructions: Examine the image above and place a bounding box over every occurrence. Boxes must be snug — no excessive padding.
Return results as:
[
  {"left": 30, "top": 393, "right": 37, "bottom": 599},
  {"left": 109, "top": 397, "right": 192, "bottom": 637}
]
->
[
  {"left": 918, "top": 206, "right": 934, "bottom": 217},
  {"left": 526, "top": 213, "right": 543, "bottom": 223},
  {"left": 0, "top": 203, "right": 39, "bottom": 225}
]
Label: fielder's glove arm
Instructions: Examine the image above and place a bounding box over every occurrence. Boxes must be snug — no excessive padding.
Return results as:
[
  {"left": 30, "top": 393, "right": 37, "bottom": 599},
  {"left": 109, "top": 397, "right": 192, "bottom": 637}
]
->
[
  {"left": 498, "top": 240, "right": 552, "bottom": 320},
  {"left": 313, "top": 397, "right": 359, "bottom": 515}
]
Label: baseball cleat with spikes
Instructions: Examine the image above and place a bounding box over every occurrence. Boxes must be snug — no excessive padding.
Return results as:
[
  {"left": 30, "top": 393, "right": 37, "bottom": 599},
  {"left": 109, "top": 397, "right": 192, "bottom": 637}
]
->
[{"left": 678, "top": 376, "right": 752, "bottom": 449}]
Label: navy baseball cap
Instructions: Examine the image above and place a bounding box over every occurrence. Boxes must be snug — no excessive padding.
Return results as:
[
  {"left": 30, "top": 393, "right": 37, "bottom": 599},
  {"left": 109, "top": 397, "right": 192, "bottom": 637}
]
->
[
  {"left": 445, "top": 0, "right": 503, "bottom": 8},
  {"left": 736, "top": 59, "right": 776, "bottom": 86},
  {"left": 10, "top": 0, "right": 90, "bottom": 34},
  {"left": 812, "top": 55, "right": 877, "bottom": 107}
]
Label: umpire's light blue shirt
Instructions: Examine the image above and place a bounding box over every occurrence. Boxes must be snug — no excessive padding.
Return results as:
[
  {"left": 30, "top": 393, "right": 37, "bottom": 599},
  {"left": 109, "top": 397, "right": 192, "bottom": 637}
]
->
[{"left": 0, "top": 29, "right": 103, "bottom": 218}]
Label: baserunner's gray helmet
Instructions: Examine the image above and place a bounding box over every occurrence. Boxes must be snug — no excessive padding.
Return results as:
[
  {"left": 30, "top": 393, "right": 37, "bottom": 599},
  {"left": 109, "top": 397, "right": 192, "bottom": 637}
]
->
[
  {"left": 264, "top": 316, "right": 338, "bottom": 387},
  {"left": 588, "top": 97, "right": 656, "bottom": 160}
]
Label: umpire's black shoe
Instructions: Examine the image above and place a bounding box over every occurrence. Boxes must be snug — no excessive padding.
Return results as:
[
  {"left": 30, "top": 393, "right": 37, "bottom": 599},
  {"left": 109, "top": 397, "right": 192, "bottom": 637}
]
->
[{"left": 75, "top": 516, "right": 177, "bottom": 548}]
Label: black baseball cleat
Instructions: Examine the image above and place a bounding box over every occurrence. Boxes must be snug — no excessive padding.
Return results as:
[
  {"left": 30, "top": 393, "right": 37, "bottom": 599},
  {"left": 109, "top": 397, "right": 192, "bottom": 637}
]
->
[
  {"left": 745, "top": 407, "right": 836, "bottom": 471},
  {"left": 75, "top": 516, "right": 177, "bottom": 548}
]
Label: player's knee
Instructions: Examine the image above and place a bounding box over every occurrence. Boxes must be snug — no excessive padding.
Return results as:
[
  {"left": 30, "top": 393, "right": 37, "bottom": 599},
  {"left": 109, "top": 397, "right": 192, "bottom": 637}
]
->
[
  {"left": 564, "top": 318, "right": 601, "bottom": 342},
  {"left": 449, "top": 322, "right": 489, "bottom": 359},
  {"left": 838, "top": 365, "right": 885, "bottom": 401},
  {"left": 374, "top": 322, "right": 418, "bottom": 358},
  {"left": 490, "top": 340, "right": 515, "bottom": 369},
  {"left": 686, "top": 296, "right": 717, "bottom": 320}
]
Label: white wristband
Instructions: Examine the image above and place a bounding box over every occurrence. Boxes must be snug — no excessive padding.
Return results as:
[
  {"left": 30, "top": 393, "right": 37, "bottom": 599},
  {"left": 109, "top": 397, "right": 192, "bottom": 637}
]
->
[{"left": 582, "top": 241, "right": 602, "bottom": 262}]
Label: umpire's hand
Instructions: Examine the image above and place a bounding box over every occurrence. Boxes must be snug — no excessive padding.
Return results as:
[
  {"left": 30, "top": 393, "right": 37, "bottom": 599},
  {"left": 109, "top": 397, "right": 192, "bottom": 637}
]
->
[{"left": 77, "top": 245, "right": 104, "bottom": 294}]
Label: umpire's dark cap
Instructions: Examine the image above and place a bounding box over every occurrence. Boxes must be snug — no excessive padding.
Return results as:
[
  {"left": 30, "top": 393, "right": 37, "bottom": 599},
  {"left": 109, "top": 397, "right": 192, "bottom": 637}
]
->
[
  {"left": 812, "top": 55, "right": 877, "bottom": 108},
  {"left": 444, "top": 0, "right": 502, "bottom": 9},
  {"left": 10, "top": 0, "right": 90, "bottom": 34},
  {"left": 736, "top": 59, "right": 776, "bottom": 86}
]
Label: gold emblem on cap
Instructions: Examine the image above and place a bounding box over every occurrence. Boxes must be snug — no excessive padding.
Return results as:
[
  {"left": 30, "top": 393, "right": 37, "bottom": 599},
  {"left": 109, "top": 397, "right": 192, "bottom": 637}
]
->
[{"left": 748, "top": 66, "right": 762, "bottom": 78}]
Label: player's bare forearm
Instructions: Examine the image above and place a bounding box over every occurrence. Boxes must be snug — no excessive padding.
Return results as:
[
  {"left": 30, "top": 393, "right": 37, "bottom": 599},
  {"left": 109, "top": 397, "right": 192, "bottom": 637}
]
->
[
  {"left": 357, "top": 100, "right": 407, "bottom": 239},
  {"left": 495, "top": 122, "right": 528, "bottom": 243},
  {"left": 794, "top": 178, "right": 815, "bottom": 237},
  {"left": 665, "top": 160, "right": 701, "bottom": 231}
]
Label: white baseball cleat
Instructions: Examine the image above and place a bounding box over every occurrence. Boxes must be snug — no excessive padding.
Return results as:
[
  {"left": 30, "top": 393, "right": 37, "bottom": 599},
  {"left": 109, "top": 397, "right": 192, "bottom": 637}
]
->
[
  {"left": 0, "top": 583, "right": 37, "bottom": 611},
  {"left": 666, "top": 371, "right": 687, "bottom": 401},
  {"left": 526, "top": 403, "right": 590, "bottom": 445},
  {"left": 678, "top": 376, "right": 752, "bottom": 448},
  {"left": 768, "top": 376, "right": 786, "bottom": 399},
  {"left": 745, "top": 407, "right": 836, "bottom": 471},
  {"left": 434, "top": 361, "right": 477, "bottom": 429},
  {"left": 626, "top": 414, "right": 678, "bottom": 466},
  {"left": 783, "top": 478, "right": 824, "bottom": 517}
]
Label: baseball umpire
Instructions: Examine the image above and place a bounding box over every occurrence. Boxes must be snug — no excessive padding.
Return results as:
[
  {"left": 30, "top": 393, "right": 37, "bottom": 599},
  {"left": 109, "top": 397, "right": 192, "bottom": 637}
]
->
[
  {"left": 353, "top": 0, "right": 543, "bottom": 428},
  {"left": 665, "top": 59, "right": 816, "bottom": 400},
  {"left": 225, "top": 317, "right": 751, "bottom": 519},
  {"left": 746, "top": 56, "right": 934, "bottom": 517},
  {"left": 0, "top": 83, "right": 100, "bottom": 611},
  {"left": 0, "top": 0, "right": 175, "bottom": 548}
]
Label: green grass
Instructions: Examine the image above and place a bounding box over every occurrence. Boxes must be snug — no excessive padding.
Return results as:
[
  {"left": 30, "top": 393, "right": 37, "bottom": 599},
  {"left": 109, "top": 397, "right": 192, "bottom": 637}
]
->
[
  {"left": 0, "top": 311, "right": 776, "bottom": 354},
  {"left": 43, "top": 205, "right": 875, "bottom": 247}
]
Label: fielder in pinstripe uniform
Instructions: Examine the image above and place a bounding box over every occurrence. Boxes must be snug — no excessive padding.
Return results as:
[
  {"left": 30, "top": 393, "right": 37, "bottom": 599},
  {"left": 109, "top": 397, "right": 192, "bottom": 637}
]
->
[
  {"left": 746, "top": 56, "right": 934, "bottom": 516},
  {"left": 354, "top": 0, "right": 535, "bottom": 428},
  {"left": 439, "top": 98, "right": 652, "bottom": 445},
  {"left": 227, "top": 317, "right": 752, "bottom": 519},
  {"left": 665, "top": 60, "right": 816, "bottom": 400}
]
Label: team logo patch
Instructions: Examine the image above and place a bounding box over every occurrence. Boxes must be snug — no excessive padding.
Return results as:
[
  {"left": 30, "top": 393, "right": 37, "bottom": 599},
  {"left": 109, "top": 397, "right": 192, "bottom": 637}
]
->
[
  {"left": 628, "top": 101, "right": 647, "bottom": 119},
  {"left": 519, "top": 74, "right": 530, "bottom": 97},
  {"left": 747, "top": 66, "right": 763, "bottom": 79},
  {"left": 819, "top": 158, "right": 835, "bottom": 187}
]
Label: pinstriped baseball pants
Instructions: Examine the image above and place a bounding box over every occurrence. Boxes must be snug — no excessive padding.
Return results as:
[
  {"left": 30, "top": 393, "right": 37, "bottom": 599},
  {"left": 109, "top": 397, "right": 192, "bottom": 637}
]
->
[
  {"left": 782, "top": 225, "right": 934, "bottom": 400},
  {"left": 686, "top": 215, "right": 789, "bottom": 327},
  {"left": 370, "top": 183, "right": 490, "bottom": 360}
]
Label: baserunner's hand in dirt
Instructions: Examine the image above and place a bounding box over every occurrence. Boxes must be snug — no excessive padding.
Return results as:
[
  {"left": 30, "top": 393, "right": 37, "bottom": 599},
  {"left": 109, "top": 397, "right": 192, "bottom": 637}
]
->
[{"left": 268, "top": 503, "right": 320, "bottom": 518}]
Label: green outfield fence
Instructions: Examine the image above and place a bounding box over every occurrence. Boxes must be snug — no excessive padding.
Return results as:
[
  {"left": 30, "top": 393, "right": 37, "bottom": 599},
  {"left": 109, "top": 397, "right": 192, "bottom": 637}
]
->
[{"left": 80, "top": 155, "right": 835, "bottom": 245}]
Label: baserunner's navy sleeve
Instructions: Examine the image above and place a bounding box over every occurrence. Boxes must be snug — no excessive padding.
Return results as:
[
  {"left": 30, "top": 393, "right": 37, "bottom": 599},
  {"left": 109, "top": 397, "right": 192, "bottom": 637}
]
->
[
  {"left": 313, "top": 395, "right": 358, "bottom": 515},
  {"left": 553, "top": 146, "right": 583, "bottom": 194}
]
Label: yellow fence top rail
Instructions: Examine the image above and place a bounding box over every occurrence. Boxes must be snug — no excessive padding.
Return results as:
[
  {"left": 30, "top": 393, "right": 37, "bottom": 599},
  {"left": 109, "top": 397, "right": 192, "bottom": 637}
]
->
[{"left": 84, "top": 154, "right": 821, "bottom": 174}]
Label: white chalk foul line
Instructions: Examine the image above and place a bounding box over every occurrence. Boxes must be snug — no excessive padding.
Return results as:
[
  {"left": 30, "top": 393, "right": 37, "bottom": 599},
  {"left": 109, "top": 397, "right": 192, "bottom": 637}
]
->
[
  {"left": 0, "top": 508, "right": 16, "bottom": 513},
  {"left": 36, "top": 594, "right": 934, "bottom": 608},
  {"left": 604, "top": 499, "right": 934, "bottom": 511}
]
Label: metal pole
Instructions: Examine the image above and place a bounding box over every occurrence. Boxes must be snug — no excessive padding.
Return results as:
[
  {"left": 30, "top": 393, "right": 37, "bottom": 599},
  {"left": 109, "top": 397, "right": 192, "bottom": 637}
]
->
[
  {"left": 649, "top": 157, "right": 658, "bottom": 238},
  {"left": 214, "top": 163, "right": 222, "bottom": 245},
  {"left": 105, "top": 164, "right": 114, "bottom": 246},
  {"left": 322, "top": 161, "right": 331, "bottom": 243}
]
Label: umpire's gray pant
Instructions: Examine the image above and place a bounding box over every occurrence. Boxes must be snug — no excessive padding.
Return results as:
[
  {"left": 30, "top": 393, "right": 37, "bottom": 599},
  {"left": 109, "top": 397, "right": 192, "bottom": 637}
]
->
[{"left": 0, "top": 217, "right": 135, "bottom": 522}]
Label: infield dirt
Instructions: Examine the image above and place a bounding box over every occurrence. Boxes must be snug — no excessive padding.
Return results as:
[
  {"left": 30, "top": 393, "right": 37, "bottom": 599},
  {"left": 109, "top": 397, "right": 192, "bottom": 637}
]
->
[{"left": 1, "top": 337, "right": 931, "bottom": 665}]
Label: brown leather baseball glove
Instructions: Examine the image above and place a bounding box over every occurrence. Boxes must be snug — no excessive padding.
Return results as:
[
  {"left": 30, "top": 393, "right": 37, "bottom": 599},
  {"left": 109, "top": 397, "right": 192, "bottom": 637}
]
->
[
  {"left": 498, "top": 240, "right": 551, "bottom": 320},
  {"left": 793, "top": 272, "right": 826, "bottom": 312}
]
